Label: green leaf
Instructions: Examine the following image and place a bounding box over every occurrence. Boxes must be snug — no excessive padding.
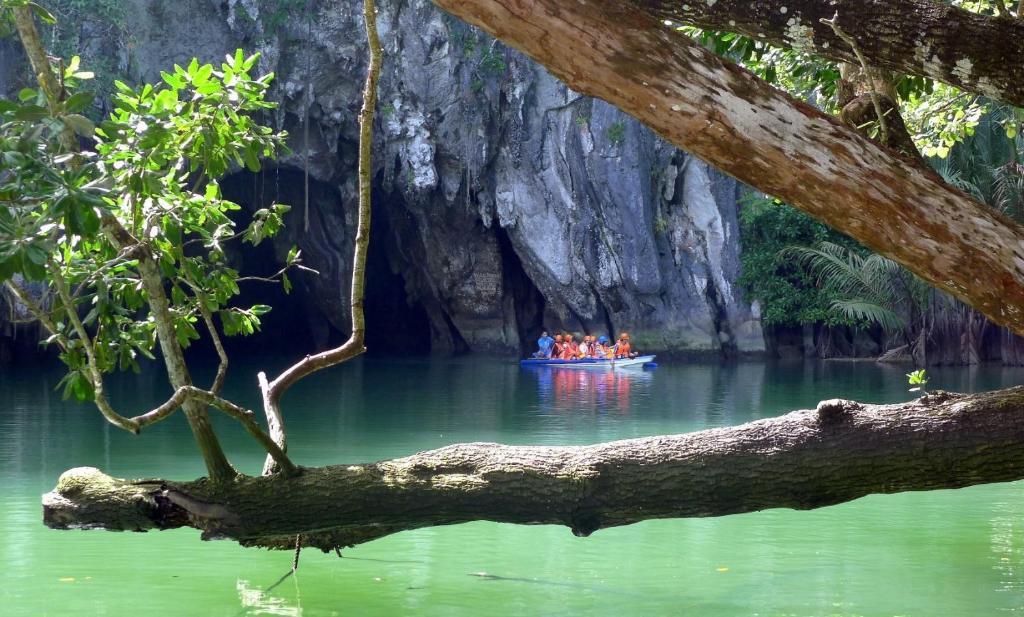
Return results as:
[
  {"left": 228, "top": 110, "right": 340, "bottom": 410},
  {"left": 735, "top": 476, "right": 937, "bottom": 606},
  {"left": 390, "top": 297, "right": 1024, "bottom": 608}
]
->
[
  {"left": 63, "top": 91, "right": 94, "bottom": 114},
  {"left": 13, "top": 104, "right": 47, "bottom": 121},
  {"left": 62, "top": 113, "right": 96, "bottom": 137},
  {"left": 18, "top": 87, "right": 37, "bottom": 102},
  {"left": 28, "top": 1, "right": 56, "bottom": 25}
]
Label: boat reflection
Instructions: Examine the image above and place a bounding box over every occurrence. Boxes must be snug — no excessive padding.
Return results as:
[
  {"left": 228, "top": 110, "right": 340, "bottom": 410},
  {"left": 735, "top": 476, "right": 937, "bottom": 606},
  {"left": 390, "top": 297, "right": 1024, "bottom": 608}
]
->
[{"left": 525, "top": 365, "right": 653, "bottom": 414}]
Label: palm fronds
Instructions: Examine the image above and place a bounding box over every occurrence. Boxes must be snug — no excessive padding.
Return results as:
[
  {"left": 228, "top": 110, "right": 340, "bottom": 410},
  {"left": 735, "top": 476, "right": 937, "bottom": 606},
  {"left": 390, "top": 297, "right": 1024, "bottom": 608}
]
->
[{"left": 782, "top": 242, "right": 910, "bottom": 332}]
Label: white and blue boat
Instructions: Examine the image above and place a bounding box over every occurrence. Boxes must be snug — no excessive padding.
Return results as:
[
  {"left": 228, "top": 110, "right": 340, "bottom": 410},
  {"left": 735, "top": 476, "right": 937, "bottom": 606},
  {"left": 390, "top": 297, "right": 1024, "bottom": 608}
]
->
[{"left": 519, "top": 355, "right": 657, "bottom": 369}]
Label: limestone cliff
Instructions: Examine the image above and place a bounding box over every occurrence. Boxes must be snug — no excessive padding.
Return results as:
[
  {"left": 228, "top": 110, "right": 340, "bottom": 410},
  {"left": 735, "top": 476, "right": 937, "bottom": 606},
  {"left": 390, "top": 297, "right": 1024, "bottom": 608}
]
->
[{"left": 2, "top": 0, "right": 765, "bottom": 357}]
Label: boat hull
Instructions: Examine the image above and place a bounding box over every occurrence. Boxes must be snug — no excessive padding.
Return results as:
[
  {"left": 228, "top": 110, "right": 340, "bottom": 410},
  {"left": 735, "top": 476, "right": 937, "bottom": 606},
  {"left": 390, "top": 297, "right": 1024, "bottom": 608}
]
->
[{"left": 519, "top": 355, "right": 656, "bottom": 369}]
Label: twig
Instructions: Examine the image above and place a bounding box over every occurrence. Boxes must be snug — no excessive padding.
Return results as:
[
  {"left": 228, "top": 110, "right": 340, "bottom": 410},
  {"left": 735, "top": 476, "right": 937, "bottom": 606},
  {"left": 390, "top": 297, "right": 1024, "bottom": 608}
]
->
[
  {"left": 180, "top": 279, "right": 229, "bottom": 395},
  {"left": 822, "top": 12, "right": 889, "bottom": 146},
  {"left": 3, "top": 280, "right": 67, "bottom": 351},
  {"left": 236, "top": 263, "right": 318, "bottom": 284}
]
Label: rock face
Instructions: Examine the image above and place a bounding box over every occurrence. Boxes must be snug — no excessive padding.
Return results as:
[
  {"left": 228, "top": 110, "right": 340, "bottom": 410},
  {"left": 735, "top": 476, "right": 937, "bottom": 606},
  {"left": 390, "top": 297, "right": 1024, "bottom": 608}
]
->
[{"left": 3, "top": 0, "right": 765, "bottom": 357}]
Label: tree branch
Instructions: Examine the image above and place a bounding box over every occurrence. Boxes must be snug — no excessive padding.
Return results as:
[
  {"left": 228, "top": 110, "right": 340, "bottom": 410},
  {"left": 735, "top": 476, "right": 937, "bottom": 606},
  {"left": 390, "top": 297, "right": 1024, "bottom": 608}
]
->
[
  {"left": 821, "top": 13, "right": 888, "bottom": 146},
  {"left": 432, "top": 0, "right": 1024, "bottom": 337},
  {"left": 49, "top": 263, "right": 141, "bottom": 432},
  {"left": 11, "top": 5, "right": 76, "bottom": 152},
  {"left": 42, "top": 387, "right": 1024, "bottom": 550},
  {"left": 633, "top": 0, "right": 1024, "bottom": 108},
  {"left": 259, "top": 0, "right": 384, "bottom": 472},
  {"left": 3, "top": 280, "right": 66, "bottom": 351}
]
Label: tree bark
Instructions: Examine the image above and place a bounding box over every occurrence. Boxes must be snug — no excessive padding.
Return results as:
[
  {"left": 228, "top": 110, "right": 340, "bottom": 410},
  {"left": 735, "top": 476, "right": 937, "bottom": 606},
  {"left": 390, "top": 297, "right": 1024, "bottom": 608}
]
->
[
  {"left": 42, "top": 387, "right": 1024, "bottom": 550},
  {"left": 431, "top": 0, "right": 1024, "bottom": 337},
  {"left": 634, "top": 0, "right": 1024, "bottom": 108}
]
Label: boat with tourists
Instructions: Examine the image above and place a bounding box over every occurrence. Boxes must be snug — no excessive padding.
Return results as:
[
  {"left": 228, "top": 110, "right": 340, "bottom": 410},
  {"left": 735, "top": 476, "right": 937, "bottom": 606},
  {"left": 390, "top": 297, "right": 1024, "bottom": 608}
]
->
[
  {"left": 519, "top": 355, "right": 657, "bottom": 369},
  {"left": 524, "top": 330, "right": 657, "bottom": 369}
]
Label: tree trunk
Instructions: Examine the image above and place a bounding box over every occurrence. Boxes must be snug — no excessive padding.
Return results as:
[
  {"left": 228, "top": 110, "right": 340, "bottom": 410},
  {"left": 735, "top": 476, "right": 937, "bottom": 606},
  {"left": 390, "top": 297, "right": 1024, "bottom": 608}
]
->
[
  {"left": 635, "top": 0, "right": 1024, "bottom": 108},
  {"left": 431, "top": 0, "right": 1024, "bottom": 337},
  {"left": 42, "top": 387, "right": 1024, "bottom": 551}
]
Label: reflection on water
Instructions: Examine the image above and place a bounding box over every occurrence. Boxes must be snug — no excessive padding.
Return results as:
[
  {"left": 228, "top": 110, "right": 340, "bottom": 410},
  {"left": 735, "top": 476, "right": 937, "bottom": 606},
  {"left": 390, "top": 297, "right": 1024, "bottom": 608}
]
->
[
  {"left": 527, "top": 366, "right": 653, "bottom": 414},
  {"left": 237, "top": 577, "right": 301, "bottom": 616},
  {"left": 2, "top": 358, "right": 1024, "bottom": 616}
]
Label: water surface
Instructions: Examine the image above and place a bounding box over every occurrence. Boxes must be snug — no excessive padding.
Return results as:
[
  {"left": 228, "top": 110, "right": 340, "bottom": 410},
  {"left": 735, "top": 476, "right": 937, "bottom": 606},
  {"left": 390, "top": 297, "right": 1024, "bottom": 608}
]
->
[{"left": 2, "top": 359, "right": 1023, "bottom": 616}]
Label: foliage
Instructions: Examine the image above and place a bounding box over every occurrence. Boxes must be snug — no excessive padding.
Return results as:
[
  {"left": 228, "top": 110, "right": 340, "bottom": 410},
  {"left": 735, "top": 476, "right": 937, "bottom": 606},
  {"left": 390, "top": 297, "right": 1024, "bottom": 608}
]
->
[
  {"left": 0, "top": 50, "right": 292, "bottom": 400},
  {"left": 606, "top": 121, "right": 626, "bottom": 147},
  {"left": 449, "top": 26, "right": 508, "bottom": 95},
  {"left": 677, "top": 0, "right": 1022, "bottom": 158},
  {"left": 931, "top": 108, "right": 1024, "bottom": 220},
  {"left": 737, "top": 195, "right": 862, "bottom": 327},
  {"left": 784, "top": 242, "right": 929, "bottom": 334},
  {"left": 907, "top": 369, "right": 929, "bottom": 394}
]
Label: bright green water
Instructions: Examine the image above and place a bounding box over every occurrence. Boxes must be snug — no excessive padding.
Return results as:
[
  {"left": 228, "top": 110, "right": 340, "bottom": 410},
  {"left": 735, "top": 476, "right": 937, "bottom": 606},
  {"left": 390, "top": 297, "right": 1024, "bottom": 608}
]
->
[{"left": 3, "top": 358, "right": 1024, "bottom": 616}]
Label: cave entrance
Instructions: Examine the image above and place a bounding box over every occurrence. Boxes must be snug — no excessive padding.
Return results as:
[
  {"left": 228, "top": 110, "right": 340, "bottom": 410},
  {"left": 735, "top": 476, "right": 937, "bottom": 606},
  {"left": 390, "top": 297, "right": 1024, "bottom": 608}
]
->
[
  {"left": 214, "top": 167, "right": 432, "bottom": 357},
  {"left": 495, "top": 226, "right": 546, "bottom": 356},
  {"left": 363, "top": 185, "right": 432, "bottom": 356}
]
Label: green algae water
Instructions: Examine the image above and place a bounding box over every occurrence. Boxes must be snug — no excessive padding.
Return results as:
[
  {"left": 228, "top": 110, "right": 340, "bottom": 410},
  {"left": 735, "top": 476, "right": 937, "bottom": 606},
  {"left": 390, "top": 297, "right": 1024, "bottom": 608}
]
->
[{"left": 3, "top": 358, "right": 1024, "bottom": 616}]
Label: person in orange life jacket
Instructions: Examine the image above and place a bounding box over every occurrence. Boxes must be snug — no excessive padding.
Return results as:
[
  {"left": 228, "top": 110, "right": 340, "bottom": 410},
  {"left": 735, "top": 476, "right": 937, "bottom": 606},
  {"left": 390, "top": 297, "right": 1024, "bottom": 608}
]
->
[
  {"left": 615, "top": 332, "right": 637, "bottom": 358},
  {"left": 560, "top": 334, "right": 577, "bottom": 360},
  {"left": 551, "top": 334, "right": 564, "bottom": 358},
  {"left": 596, "top": 335, "right": 612, "bottom": 358}
]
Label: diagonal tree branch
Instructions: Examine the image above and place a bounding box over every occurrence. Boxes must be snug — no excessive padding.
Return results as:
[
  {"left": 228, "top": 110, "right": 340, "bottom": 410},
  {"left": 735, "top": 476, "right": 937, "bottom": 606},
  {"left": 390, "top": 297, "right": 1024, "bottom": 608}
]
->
[
  {"left": 432, "top": 0, "right": 1024, "bottom": 337},
  {"left": 633, "top": 0, "right": 1024, "bottom": 108}
]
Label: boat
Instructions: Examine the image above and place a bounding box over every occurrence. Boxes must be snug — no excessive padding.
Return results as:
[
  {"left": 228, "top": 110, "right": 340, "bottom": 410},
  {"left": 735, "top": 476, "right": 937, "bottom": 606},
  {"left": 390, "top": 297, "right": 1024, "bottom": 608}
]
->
[{"left": 519, "top": 355, "right": 657, "bottom": 369}]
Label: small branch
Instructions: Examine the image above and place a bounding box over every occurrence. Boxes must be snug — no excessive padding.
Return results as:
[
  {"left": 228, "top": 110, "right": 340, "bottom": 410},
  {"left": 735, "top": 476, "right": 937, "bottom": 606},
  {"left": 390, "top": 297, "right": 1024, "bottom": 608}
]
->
[
  {"left": 3, "top": 280, "right": 67, "bottom": 351},
  {"left": 185, "top": 387, "right": 297, "bottom": 476},
  {"left": 50, "top": 264, "right": 140, "bottom": 433},
  {"left": 236, "top": 263, "right": 318, "bottom": 285},
  {"left": 995, "top": 0, "right": 1009, "bottom": 16},
  {"left": 264, "top": 0, "right": 381, "bottom": 405},
  {"left": 181, "top": 280, "right": 229, "bottom": 396},
  {"left": 11, "top": 6, "right": 76, "bottom": 152},
  {"left": 822, "top": 12, "right": 889, "bottom": 146},
  {"left": 259, "top": 371, "right": 287, "bottom": 476}
]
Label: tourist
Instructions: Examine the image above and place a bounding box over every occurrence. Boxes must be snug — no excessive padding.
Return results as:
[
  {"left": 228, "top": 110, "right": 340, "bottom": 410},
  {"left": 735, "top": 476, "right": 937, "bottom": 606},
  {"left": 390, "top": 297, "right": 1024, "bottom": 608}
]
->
[
  {"left": 615, "top": 332, "right": 636, "bottom": 358},
  {"left": 535, "top": 331, "right": 555, "bottom": 358},
  {"left": 552, "top": 334, "right": 564, "bottom": 358},
  {"left": 560, "top": 334, "right": 578, "bottom": 360},
  {"left": 578, "top": 336, "right": 591, "bottom": 358}
]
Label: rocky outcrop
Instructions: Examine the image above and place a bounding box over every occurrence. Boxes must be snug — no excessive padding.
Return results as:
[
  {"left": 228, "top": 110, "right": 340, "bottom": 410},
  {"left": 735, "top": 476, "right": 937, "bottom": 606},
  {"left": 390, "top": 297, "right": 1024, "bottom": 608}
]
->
[{"left": 3, "top": 0, "right": 765, "bottom": 357}]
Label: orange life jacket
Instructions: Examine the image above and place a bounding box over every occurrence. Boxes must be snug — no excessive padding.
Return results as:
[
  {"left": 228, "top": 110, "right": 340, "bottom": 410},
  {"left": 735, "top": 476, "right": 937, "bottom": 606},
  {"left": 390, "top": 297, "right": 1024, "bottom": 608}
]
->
[{"left": 616, "top": 341, "right": 631, "bottom": 358}]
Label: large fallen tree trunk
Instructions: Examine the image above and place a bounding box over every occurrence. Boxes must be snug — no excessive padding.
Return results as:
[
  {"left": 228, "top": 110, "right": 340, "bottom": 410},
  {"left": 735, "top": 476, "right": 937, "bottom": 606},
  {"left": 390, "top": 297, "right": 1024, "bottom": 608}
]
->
[
  {"left": 432, "top": 0, "right": 1024, "bottom": 337},
  {"left": 42, "top": 387, "right": 1024, "bottom": 550},
  {"left": 636, "top": 0, "right": 1024, "bottom": 108}
]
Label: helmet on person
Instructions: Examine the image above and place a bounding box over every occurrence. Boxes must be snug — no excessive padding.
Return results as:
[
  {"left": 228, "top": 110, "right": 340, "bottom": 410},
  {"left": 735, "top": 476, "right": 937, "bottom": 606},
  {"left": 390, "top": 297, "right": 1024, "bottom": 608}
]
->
[
  {"left": 619, "top": 332, "right": 629, "bottom": 340},
  {"left": 555, "top": 334, "right": 563, "bottom": 342},
  {"left": 598, "top": 336, "right": 609, "bottom": 344}
]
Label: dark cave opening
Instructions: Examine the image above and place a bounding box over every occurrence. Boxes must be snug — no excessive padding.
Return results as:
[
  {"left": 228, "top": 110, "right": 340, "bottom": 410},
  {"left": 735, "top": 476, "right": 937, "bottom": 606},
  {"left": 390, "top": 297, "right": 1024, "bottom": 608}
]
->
[
  {"left": 495, "top": 225, "right": 546, "bottom": 355},
  {"left": 214, "top": 167, "right": 432, "bottom": 357},
  {"left": 362, "top": 186, "right": 432, "bottom": 356}
]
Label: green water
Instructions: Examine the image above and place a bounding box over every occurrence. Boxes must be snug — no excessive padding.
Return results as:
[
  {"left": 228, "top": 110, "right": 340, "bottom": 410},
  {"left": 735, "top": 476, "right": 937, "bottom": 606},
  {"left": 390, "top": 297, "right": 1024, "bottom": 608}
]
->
[{"left": 3, "top": 358, "right": 1024, "bottom": 616}]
